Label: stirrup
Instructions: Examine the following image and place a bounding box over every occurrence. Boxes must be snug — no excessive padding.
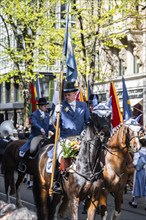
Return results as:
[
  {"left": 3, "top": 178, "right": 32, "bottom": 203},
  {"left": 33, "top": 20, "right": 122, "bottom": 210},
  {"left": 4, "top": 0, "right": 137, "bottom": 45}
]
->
[
  {"left": 19, "top": 151, "right": 25, "bottom": 157},
  {"left": 53, "top": 182, "right": 62, "bottom": 194},
  {"left": 18, "top": 163, "right": 26, "bottom": 173}
]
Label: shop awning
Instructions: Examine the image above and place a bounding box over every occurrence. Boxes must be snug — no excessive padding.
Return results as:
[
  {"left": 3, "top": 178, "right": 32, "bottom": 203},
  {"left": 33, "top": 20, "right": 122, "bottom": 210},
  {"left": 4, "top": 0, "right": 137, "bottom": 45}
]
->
[{"left": 119, "top": 98, "right": 143, "bottom": 108}]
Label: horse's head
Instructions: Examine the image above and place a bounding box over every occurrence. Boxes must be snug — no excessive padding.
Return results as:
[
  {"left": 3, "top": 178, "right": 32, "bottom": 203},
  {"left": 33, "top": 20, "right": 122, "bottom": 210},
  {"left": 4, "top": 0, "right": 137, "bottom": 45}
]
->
[
  {"left": 125, "top": 118, "right": 142, "bottom": 152},
  {"left": 90, "top": 98, "right": 112, "bottom": 142}
]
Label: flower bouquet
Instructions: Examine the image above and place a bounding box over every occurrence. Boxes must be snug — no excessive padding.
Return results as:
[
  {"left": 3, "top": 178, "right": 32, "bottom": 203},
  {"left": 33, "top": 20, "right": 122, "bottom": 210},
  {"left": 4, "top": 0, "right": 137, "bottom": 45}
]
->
[{"left": 60, "top": 138, "right": 80, "bottom": 158}]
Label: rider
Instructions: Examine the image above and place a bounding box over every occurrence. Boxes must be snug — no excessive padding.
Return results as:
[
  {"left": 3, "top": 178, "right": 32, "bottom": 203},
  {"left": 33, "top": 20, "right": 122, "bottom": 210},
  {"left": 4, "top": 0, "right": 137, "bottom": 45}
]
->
[
  {"left": 88, "top": 94, "right": 99, "bottom": 113},
  {"left": 57, "top": 80, "right": 90, "bottom": 138},
  {"left": 18, "top": 97, "right": 54, "bottom": 173},
  {"left": 49, "top": 80, "right": 90, "bottom": 192}
]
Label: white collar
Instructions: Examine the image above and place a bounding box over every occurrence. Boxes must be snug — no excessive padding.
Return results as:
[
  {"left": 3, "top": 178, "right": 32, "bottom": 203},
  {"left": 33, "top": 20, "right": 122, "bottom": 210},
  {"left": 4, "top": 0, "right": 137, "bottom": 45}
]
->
[
  {"left": 69, "top": 100, "right": 76, "bottom": 106},
  {"left": 39, "top": 109, "right": 45, "bottom": 116}
]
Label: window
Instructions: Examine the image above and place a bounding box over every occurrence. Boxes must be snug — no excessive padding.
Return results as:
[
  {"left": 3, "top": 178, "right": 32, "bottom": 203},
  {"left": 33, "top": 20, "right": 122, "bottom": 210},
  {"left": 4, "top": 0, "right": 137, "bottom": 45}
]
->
[
  {"left": 119, "top": 59, "right": 125, "bottom": 76},
  {"left": 61, "top": 4, "right": 66, "bottom": 20},
  {"left": 39, "top": 74, "right": 55, "bottom": 101},
  {"left": 14, "top": 83, "right": 20, "bottom": 102},
  {"left": 133, "top": 56, "right": 139, "bottom": 74},
  {"left": 16, "top": 34, "right": 23, "bottom": 51},
  {"left": 5, "top": 82, "right": 11, "bottom": 103}
]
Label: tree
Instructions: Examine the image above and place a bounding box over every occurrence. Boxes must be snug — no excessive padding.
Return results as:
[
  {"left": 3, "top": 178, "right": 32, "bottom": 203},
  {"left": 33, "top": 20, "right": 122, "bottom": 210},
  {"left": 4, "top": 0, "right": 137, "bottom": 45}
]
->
[
  {"left": 0, "top": 0, "right": 63, "bottom": 127},
  {"left": 71, "top": 0, "right": 144, "bottom": 90},
  {"left": 0, "top": 0, "right": 145, "bottom": 126}
]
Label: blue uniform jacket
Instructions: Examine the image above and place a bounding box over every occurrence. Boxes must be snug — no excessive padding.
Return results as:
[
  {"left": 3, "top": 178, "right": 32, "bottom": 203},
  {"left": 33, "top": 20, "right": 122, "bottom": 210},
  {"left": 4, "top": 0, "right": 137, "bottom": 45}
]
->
[
  {"left": 29, "top": 109, "right": 54, "bottom": 139},
  {"left": 60, "top": 100, "right": 90, "bottom": 138},
  {"left": 20, "top": 109, "right": 54, "bottom": 152}
]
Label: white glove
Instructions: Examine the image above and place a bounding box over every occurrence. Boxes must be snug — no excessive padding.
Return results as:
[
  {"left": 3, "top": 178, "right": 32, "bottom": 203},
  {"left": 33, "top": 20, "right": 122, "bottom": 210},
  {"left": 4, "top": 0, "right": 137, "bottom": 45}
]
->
[
  {"left": 55, "top": 104, "right": 62, "bottom": 113},
  {"left": 48, "top": 131, "right": 54, "bottom": 138},
  {"left": 40, "top": 128, "right": 45, "bottom": 135}
]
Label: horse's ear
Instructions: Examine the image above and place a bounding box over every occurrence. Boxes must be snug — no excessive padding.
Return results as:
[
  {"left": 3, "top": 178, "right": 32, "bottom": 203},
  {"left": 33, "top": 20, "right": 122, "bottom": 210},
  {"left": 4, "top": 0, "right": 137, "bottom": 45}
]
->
[
  {"left": 92, "top": 95, "right": 98, "bottom": 108},
  {"left": 105, "top": 96, "right": 112, "bottom": 108},
  {"left": 135, "top": 114, "right": 142, "bottom": 123}
]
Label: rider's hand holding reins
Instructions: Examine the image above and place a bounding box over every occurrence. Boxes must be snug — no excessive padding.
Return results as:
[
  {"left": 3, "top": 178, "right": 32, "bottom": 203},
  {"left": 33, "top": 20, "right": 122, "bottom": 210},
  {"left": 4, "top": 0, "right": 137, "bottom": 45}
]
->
[{"left": 40, "top": 128, "right": 45, "bottom": 135}]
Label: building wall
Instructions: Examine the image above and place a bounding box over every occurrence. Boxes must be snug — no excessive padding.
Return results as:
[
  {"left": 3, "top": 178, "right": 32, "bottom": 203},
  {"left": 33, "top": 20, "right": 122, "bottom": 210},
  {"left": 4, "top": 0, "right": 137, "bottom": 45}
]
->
[{"left": 0, "top": 1, "right": 146, "bottom": 126}]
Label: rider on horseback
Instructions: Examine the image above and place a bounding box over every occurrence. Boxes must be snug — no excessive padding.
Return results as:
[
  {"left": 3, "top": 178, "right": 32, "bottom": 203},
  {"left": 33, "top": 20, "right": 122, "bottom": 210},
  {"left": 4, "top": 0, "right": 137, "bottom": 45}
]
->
[
  {"left": 18, "top": 97, "right": 54, "bottom": 173},
  {"left": 49, "top": 80, "right": 90, "bottom": 192}
]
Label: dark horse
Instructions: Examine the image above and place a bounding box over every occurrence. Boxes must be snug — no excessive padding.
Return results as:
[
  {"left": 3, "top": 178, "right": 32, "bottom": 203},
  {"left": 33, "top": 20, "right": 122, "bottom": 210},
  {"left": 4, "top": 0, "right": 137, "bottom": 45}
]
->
[
  {"left": 2, "top": 135, "right": 54, "bottom": 207},
  {"left": 33, "top": 101, "right": 112, "bottom": 220},
  {"left": 85, "top": 122, "right": 142, "bottom": 220}
]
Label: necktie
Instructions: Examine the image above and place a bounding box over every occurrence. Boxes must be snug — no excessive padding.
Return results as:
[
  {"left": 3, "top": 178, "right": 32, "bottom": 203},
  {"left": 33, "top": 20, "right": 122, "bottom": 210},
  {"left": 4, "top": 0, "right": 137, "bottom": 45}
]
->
[{"left": 70, "top": 104, "right": 75, "bottom": 111}]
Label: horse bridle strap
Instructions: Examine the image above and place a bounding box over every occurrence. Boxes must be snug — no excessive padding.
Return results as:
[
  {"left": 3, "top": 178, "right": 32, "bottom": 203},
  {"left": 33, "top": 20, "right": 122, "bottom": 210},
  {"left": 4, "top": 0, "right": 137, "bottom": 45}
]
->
[
  {"left": 106, "top": 163, "right": 125, "bottom": 179},
  {"left": 104, "top": 144, "right": 127, "bottom": 154},
  {"left": 68, "top": 166, "right": 103, "bottom": 182}
]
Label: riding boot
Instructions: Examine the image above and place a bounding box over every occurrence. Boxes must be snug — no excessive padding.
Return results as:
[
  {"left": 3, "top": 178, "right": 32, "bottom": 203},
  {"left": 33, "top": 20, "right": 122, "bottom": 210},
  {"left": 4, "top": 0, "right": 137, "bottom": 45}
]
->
[
  {"left": 53, "top": 160, "right": 62, "bottom": 194},
  {"left": 18, "top": 151, "right": 30, "bottom": 173}
]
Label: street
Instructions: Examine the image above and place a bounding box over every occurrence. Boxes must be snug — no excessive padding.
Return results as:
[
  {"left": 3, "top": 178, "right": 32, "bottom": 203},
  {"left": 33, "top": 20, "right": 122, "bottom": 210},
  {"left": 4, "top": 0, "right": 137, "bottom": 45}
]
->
[{"left": 0, "top": 172, "right": 146, "bottom": 220}]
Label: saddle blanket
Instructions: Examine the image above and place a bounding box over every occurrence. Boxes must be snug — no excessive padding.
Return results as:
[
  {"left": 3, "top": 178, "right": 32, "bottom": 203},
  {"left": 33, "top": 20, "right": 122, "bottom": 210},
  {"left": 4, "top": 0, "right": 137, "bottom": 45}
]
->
[
  {"left": 46, "top": 158, "right": 76, "bottom": 173},
  {"left": 46, "top": 144, "right": 62, "bottom": 173},
  {"left": 46, "top": 158, "right": 53, "bottom": 173},
  {"left": 46, "top": 147, "right": 54, "bottom": 173},
  {"left": 45, "top": 140, "right": 78, "bottom": 173}
]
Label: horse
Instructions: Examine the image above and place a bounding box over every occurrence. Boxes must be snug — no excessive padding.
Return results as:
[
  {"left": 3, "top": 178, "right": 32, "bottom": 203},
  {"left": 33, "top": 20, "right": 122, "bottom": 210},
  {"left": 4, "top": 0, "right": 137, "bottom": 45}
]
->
[
  {"left": 85, "top": 122, "right": 142, "bottom": 220},
  {"left": 32, "top": 100, "right": 112, "bottom": 220},
  {"left": 1, "top": 135, "right": 55, "bottom": 208}
]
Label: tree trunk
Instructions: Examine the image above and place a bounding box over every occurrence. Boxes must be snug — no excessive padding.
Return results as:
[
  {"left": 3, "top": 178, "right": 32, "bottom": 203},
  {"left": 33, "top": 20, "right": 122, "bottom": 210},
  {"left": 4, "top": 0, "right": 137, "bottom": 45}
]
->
[{"left": 23, "top": 87, "right": 31, "bottom": 129}]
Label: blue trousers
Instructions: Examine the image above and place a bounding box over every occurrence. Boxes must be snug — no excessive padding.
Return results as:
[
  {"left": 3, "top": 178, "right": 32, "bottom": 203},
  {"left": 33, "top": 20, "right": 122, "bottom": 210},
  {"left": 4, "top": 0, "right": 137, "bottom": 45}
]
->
[{"left": 19, "top": 141, "right": 30, "bottom": 153}]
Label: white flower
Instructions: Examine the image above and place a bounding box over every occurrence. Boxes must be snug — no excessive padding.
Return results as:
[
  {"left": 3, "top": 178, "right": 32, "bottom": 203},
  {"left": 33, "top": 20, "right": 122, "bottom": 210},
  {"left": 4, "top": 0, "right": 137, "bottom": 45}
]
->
[{"left": 64, "top": 107, "right": 69, "bottom": 112}]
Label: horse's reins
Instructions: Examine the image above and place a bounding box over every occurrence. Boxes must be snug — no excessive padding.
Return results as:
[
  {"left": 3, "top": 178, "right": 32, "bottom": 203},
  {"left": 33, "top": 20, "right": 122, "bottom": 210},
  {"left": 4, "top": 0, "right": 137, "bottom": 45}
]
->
[
  {"left": 66, "top": 110, "right": 111, "bottom": 182},
  {"left": 69, "top": 166, "right": 103, "bottom": 182},
  {"left": 102, "top": 127, "right": 139, "bottom": 179},
  {"left": 68, "top": 132, "right": 106, "bottom": 182}
]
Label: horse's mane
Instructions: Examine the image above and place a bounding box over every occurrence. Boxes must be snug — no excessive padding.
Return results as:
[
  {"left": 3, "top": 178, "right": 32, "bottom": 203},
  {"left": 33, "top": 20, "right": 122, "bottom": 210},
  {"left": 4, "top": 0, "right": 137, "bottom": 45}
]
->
[{"left": 108, "top": 123, "right": 125, "bottom": 147}]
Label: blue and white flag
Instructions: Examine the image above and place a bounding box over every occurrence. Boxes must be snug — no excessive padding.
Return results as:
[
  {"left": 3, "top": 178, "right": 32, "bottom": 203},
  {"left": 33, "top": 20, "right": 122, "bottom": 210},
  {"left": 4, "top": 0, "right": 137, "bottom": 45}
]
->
[
  {"left": 122, "top": 76, "right": 133, "bottom": 120},
  {"left": 36, "top": 75, "right": 41, "bottom": 99},
  {"left": 63, "top": 0, "right": 77, "bottom": 82}
]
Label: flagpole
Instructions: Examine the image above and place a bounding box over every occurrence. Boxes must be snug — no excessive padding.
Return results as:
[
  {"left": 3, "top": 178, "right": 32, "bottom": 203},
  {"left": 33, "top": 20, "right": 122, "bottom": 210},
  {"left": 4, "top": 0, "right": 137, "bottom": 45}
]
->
[
  {"left": 49, "top": 65, "right": 63, "bottom": 197},
  {"left": 49, "top": 0, "right": 70, "bottom": 197}
]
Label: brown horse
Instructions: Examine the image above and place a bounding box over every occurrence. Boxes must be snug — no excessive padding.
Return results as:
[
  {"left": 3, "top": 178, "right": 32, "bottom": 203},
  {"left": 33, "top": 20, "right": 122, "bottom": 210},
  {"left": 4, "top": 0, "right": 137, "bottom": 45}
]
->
[
  {"left": 2, "top": 135, "right": 54, "bottom": 207},
  {"left": 33, "top": 101, "right": 112, "bottom": 220},
  {"left": 85, "top": 122, "right": 142, "bottom": 220}
]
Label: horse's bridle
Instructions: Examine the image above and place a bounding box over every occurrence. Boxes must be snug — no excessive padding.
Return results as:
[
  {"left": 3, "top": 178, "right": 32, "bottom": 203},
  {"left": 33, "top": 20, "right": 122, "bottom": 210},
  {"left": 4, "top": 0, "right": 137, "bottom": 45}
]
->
[{"left": 68, "top": 135, "right": 104, "bottom": 182}]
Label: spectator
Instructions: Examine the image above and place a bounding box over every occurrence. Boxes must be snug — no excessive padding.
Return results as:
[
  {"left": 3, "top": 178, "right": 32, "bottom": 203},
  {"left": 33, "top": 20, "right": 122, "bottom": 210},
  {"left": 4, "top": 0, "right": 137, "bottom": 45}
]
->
[{"left": 129, "top": 140, "right": 146, "bottom": 210}]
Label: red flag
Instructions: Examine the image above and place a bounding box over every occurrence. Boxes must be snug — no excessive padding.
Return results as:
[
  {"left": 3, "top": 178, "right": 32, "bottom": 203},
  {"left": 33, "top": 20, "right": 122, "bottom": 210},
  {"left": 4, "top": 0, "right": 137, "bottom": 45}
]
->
[
  {"left": 110, "top": 82, "right": 123, "bottom": 127},
  {"left": 76, "top": 90, "right": 84, "bottom": 102},
  {"left": 30, "top": 82, "right": 37, "bottom": 113}
]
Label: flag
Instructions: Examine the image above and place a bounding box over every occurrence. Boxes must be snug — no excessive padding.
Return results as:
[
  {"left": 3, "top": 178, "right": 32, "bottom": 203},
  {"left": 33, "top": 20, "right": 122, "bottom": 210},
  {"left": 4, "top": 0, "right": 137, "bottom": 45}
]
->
[
  {"left": 76, "top": 90, "right": 84, "bottom": 102},
  {"left": 92, "top": 95, "right": 98, "bottom": 107},
  {"left": 122, "top": 77, "right": 133, "bottom": 120},
  {"left": 110, "top": 82, "right": 123, "bottom": 128},
  {"left": 29, "top": 82, "right": 37, "bottom": 113},
  {"left": 36, "top": 75, "right": 41, "bottom": 99},
  {"left": 63, "top": 0, "right": 69, "bottom": 57},
  {"left": 86, "top": 80, "right": 92, "bottom": 101},
  {"left": 66, "top": 34, "right": 78, "bottom": 81},
  {"left": 63, "top": 0, "right": 77, "bottom": 82},
  {"left": 79, "top": 89, "right": 84, "bottom": 102}
]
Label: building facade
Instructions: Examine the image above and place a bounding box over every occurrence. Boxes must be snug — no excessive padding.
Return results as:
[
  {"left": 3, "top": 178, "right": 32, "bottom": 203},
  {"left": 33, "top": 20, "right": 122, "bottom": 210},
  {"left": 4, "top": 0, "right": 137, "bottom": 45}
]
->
[
  {"left": 0, "top": 1, "right": 146, "bottom": 126},
  {"left": 92, "top": 2, "right": 146, "bottom": 126}
]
